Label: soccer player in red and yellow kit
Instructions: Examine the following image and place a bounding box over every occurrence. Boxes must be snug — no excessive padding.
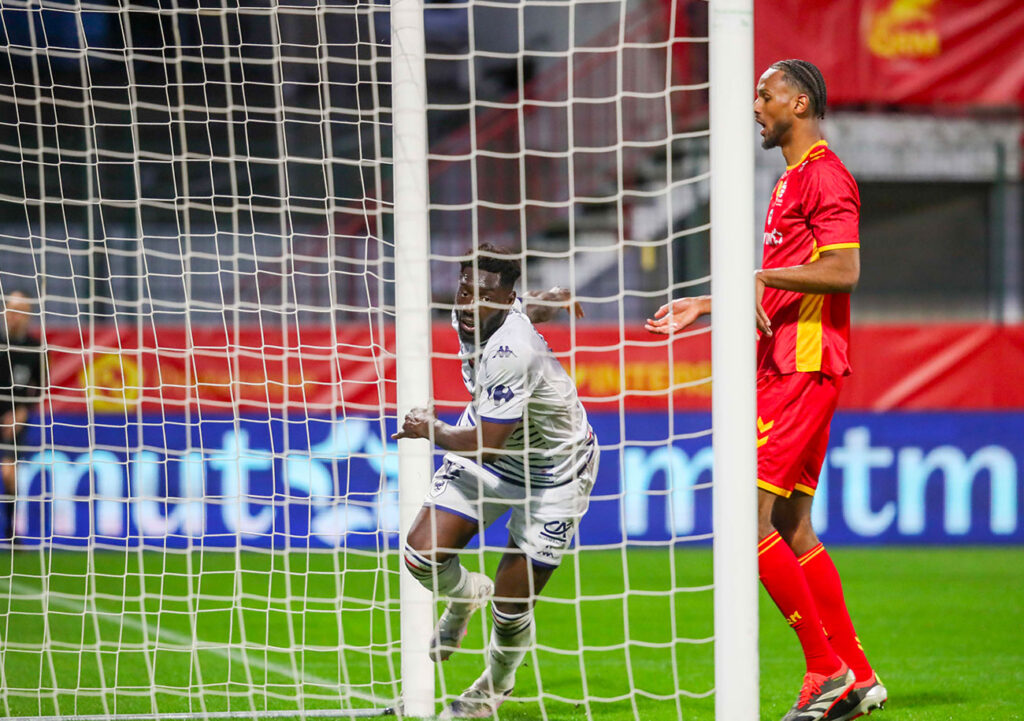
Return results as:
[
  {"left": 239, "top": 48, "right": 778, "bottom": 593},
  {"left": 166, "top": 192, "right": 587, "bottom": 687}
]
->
[{"left": 646, "top": 60, "right": 886, "bottom": 721}]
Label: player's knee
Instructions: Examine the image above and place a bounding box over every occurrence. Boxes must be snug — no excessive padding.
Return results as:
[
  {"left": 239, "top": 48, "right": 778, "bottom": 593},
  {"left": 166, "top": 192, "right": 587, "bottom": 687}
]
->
[
  {"left": 772, "top": 512, "right": 814, "bottom": 546},
  {"left": 770, "top": 513, "right": 797, "bottom": 539}
]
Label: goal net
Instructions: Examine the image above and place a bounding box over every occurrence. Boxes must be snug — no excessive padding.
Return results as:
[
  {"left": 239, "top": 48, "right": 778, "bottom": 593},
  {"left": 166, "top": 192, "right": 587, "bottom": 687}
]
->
[{"left": 0, "top": 0, "right": 754, "bottom": 718}]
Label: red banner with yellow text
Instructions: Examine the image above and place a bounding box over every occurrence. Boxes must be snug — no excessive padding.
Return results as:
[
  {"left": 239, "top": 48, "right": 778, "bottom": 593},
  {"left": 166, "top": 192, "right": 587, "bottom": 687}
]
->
[
  {"left": 41, "top": 323, "right": 1024, "bottom": 414},
  {"left": 754, "top": 0, "right": 1024, "bottom": 107}
]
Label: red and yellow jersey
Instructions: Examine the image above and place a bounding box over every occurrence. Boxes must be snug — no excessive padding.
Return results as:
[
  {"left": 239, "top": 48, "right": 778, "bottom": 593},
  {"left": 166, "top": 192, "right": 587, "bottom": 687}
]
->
[{"left": 758, "top": 140, "right": 860, "bottom": 378}]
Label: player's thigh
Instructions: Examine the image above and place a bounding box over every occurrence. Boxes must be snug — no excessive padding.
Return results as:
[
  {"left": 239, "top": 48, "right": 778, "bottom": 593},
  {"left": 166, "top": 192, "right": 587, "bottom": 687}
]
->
[
  {"left": 757, "top": 372, "right": 839, "bottom": 498},
  {"left": 408, "top": 459, "right": 506, "bottom": 557},
  {"left": 405, "top": 505, "right": 478, "bottom": 560},
  {"left": 493, "top": 539, "right": 556, "bottom": 614}
]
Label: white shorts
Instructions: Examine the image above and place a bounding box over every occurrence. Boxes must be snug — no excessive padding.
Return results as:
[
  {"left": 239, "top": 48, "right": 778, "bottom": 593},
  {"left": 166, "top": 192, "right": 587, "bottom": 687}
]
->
[{"left": 424, "top": 441, "right": 599, "bottom": 568}]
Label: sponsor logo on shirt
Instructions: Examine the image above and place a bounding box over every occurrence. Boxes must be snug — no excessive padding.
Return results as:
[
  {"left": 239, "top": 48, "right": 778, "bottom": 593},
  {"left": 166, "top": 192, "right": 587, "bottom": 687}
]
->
[
  {"left": 491, "top": 345, "right": 517, "bottom": 359},
  {"left": 489, "top": 384, "right": 515, "bottom": 404},
  {"left": 763, "top": 229, "right": 783, "bottom": 247}
]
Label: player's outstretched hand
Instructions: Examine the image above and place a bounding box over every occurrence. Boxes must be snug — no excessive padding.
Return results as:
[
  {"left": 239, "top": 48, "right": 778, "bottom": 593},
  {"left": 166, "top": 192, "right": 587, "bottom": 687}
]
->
[
  {"left": 548, "top": 286, "right": 585, "bottom": 320},
  {"left": 644, "top": 296, "right": 711, "bottom": 334},
  {"left": 525, "top": 286, "right": 584, "bottom": 323},
  {"left": 392, "top": 407, "right": 436, "bottom": 440}
]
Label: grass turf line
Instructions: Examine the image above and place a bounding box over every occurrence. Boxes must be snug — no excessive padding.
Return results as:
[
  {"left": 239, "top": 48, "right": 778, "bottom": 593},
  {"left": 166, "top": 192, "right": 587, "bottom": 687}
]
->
[{"left": 0, "top": 547, "right": 1020, "bottom": 720}]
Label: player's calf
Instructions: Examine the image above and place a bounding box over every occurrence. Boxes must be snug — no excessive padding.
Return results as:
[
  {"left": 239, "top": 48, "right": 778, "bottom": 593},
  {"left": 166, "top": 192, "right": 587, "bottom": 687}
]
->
[{"left": 485, "top": 604, "right": 533, "bottom": 690}]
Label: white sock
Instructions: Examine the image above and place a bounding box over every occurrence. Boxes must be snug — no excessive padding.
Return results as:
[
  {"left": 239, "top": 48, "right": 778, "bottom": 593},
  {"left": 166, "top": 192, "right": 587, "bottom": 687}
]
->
[
  {"left": 403, "top": 544, "right": 469, "bottom": 600},
  {"left": 486, "top": 606, "right": 533, "bottom": 691}
]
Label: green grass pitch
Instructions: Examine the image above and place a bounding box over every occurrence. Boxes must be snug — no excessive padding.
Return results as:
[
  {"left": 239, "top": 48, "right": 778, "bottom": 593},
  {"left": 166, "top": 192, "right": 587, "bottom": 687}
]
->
[{"left": 0, "top": 546, "right": 1020, "bottom": 720}]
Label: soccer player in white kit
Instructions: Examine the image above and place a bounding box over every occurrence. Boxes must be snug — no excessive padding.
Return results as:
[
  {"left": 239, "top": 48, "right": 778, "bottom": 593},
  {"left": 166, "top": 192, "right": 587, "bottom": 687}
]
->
[{"left": 393, "top": 245, "right": 598, "bottom": 719}]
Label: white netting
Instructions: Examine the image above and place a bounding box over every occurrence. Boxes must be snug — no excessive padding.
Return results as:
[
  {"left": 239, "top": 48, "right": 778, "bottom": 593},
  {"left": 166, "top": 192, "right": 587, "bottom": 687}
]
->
[{"left": 0, "top": 0, "right": 717, "bottom": 718}]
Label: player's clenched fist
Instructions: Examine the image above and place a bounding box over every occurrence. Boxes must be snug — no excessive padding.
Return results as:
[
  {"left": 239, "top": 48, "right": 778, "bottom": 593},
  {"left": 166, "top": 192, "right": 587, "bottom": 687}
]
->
[{"left": 392, "top": 407, "right": 436, "bottom": 440}]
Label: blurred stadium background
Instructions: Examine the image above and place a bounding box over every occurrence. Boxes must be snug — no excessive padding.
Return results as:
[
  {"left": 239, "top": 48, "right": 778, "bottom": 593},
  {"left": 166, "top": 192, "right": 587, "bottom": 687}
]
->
[{"left": 0, "top": 0, "right": 1021, "bottom": 718}]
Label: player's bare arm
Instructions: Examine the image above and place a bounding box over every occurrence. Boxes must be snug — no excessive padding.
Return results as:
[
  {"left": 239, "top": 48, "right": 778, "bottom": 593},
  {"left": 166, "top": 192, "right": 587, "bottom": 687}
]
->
[
  {"left": 523, "top": 286, "right": 584, "bottom": 324},
  {"left": 392, "top": 407, "right": 518, "bottom": 463},
  {"left": 645, "top": 289, "right": 772, "bottom": 337},
  {"left": 755, "top": 246, "right": 859, "bottom": 294}
]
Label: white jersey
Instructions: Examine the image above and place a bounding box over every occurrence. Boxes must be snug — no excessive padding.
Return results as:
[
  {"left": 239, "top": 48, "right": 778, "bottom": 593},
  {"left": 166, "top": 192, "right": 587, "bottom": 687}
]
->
[{"left": 447, "top": 300, "right": 595, "bottom": 489}]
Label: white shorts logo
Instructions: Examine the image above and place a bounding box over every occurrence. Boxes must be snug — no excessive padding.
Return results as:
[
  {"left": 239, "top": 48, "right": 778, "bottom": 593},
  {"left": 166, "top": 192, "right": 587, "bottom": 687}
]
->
[{"left": 430, "top": 462, "right": 458, "bottom": 497}]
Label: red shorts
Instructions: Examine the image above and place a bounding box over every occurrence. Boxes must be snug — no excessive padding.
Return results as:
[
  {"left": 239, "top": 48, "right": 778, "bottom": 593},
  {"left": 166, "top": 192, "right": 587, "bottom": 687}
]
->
[{"left": 757, "top": 371, "right": 841, "bottom": 498}]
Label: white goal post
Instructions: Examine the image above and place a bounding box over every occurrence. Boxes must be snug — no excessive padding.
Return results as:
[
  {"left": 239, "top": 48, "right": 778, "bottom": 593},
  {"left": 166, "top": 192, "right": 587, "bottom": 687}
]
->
[
  {"left": 390, "top": 0, "right": 436, "bottom": 714},
  {"left": 708, "top": 1, "right": 759, "bottom": 719}
]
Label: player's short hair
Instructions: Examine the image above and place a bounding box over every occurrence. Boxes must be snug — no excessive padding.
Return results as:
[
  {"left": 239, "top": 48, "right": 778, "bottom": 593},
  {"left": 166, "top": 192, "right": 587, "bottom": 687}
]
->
[
  {"left": 460, "top": 243, "right": 522, "bottom": 290},
  {"left": 771, "top": 59, "right": 827, "bottom": 119}
]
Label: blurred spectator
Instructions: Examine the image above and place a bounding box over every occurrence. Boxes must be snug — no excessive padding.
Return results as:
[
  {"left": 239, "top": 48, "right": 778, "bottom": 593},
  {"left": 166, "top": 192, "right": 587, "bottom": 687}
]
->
[{"left": 0, "top": 292, "right": 47, "bottom": 542}]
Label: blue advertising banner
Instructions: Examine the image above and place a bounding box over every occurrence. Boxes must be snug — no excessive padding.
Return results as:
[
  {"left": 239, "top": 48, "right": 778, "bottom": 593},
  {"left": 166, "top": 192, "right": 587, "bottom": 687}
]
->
[{"left": 12, "top": 412, "right": 1023, "bottom": 548}]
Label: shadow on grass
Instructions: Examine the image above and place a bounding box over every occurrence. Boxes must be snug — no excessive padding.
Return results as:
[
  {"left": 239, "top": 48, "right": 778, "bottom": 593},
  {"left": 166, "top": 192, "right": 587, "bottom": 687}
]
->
[{"left": 890, "top": 688, "right": 968, "bottom": 708}]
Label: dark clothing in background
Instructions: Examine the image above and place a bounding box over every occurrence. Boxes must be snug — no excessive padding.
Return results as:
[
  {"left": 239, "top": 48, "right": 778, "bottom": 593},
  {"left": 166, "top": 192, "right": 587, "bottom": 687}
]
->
[{"left": 0, "top": 330, "right": 45, "bottom": 541}]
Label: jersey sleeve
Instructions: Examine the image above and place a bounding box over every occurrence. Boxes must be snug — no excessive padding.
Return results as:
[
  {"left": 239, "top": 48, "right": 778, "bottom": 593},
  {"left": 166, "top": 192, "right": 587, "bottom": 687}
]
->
[
  {"left": 475, "top": 344, "right": 531, "bottom": 425},
  {"left": 804, "top": 163, "right": 860, "bottom": 251}
]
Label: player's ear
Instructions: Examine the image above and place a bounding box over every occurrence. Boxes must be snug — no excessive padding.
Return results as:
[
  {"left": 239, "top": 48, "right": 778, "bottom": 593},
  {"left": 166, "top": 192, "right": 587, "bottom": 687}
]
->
[{"left": 792, "top": 93, "right": 810, "bottom": 117}]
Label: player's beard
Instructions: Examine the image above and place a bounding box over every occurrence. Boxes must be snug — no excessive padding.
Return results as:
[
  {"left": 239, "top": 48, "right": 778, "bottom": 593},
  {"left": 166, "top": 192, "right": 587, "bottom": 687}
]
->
[{"left": 760, "top": 118, "right": 790, "bottom": 150}]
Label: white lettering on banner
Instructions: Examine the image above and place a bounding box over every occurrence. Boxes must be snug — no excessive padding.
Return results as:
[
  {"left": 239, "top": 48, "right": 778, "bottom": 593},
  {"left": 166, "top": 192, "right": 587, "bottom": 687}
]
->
[
  {"left": 16, "top": 450, "right": 73, "bottom": 535},
  {"left": 51, "top": 453, "right": 85, "bottom": 536},
  {"left": 209, "top": 430, "right": 274, "bottom": 536},
  {"left": 10, "top": 420, "right": 1020, "bottom": 543},
  {"left": 624, "top": 426, "right": 1019, "bottom": 539},
  {"left": 282, "top": 417, "right": 401, "bottom": 540},
  {"left": 897, "top": 445, "right": 1017, "bottom": 535},
  {"left": 94, "top": 450, "right": 127, "bottom": 536},
  {"left": 130, "top": 451, "right": 206, "bottom": 537},
  {"left": 14, "top": 418, "right": 399, "bottom": 545},
  {"left": 623, "top": 446, "right": 713, "bottom": 537},
  {"left": 829, "top": 427, "right": 896, "bottom": 537}
]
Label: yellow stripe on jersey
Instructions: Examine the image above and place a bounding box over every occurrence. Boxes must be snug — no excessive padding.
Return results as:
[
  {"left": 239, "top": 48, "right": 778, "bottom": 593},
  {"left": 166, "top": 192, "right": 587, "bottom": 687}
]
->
[
  {"left": 795, "top": 241, "right": 825, "bottom": 372},
  {"left": 796, "top": 292, "right": 824, "bottom": 372}
]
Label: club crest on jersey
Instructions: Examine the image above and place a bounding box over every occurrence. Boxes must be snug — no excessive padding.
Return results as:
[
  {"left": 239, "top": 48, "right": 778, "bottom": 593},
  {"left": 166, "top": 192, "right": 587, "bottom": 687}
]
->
[
  {"left": 491, "top": 344, "right": 517, "bottom": 359},
  {"left": 763, "top": 229, "right": 783, "bottom": 246},
  {"left": 773, "top": 179, "right": 788, "bottom": 205},
  {"left": 489, "top": 384, "right": 515, "bottom": 404}
]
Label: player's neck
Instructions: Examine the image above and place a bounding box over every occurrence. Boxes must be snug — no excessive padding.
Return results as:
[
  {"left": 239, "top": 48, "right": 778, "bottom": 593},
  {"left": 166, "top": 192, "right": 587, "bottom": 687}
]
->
[{"left": 780, "top": 127, "right": 824, "bottom": 168}]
